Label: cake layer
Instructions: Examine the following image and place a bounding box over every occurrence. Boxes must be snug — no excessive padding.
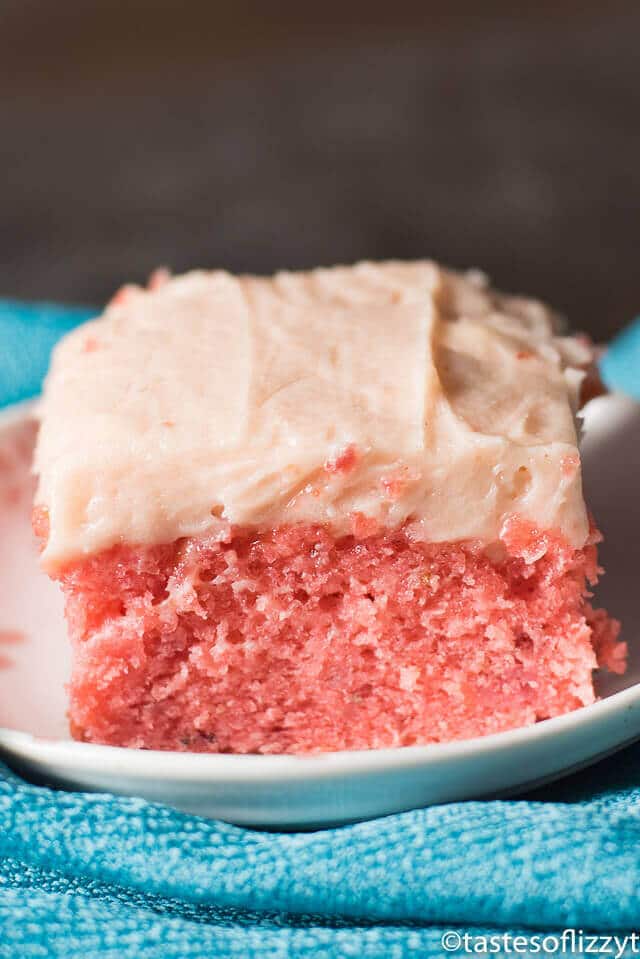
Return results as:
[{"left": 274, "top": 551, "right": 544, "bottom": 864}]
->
[
  {"left": 58, "top": 521, "right": 622, "bottom": 753},
  {"left": 35, "top": 262, "right": 592, "bottom": 571}
]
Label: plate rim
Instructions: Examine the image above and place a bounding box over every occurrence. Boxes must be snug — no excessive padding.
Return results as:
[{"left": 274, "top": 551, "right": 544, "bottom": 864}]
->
[
  {"left": 2, "top": 397, "right": 639, "bottom": 787},
  {"left": 3, "top": 679, "right": 640, "bottom": 785}
]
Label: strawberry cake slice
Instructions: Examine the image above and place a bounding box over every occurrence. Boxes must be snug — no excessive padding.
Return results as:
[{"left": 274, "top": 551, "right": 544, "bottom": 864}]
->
[{"left": 33, "top": 261, "right": 623, "bottom": 753}]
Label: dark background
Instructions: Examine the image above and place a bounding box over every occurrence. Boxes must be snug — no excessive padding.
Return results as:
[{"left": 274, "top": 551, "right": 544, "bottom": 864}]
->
[{"left": 1, "top": 1, "right": 639, "bottom": 339}]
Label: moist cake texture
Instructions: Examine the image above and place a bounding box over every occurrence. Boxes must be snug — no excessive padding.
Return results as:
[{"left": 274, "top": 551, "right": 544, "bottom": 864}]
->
[{"left": 33, "top": 261, "right": 623, "bottom": 753}]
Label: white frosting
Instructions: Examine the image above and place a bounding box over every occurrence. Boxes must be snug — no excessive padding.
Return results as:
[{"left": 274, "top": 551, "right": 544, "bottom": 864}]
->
[{"left": 34, "top": 261, "right": 592, "bottom": 570}]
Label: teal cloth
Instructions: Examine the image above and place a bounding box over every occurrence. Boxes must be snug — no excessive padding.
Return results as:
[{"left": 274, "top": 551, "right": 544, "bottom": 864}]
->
[
  {"left": 0, "top": 300, "right": 96, "bottom": 408},
  {"left": 600, "top": 317, "right": 640, "bottom": 401},
  {"left": 2, "top": 300, "right": 640, "bottom": 957},
  {"left": 2, "top": 753, "right": 640, "bottom": 957}
]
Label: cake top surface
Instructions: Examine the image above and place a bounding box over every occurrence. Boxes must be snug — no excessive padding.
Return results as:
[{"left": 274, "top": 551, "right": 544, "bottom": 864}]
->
[{"left": 34, "top": 260, "right": 592, "bottom": 569}]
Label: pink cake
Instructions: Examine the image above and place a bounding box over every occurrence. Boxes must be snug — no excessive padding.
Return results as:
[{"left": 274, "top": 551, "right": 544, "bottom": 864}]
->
[{"left": 33, "top": 261, "right": 623, "bottom": 753}]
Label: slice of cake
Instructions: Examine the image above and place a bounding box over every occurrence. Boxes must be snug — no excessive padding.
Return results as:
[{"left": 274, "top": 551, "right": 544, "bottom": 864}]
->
[{"left": 33, "top": 261, "right": 623, "bottom": 753}]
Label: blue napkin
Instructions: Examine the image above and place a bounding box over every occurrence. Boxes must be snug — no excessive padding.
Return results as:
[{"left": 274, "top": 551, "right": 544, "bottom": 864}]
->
[
  {"left": 3, "top": 751, "right": 640, "bottom": 958},
  {"left": 600, "top": 317, "right": 640, "bottom": 401},
  {"left": 0, "top": 299, "right": 96, "bottom": 408},
  {"left": 2, "top": 301, "right": 640, "bottom": 958}
]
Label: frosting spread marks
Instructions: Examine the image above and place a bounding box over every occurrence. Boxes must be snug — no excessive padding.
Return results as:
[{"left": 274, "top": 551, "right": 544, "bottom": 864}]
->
[{"left": 35, "top": 261, "right": 592, "bottom": 568}]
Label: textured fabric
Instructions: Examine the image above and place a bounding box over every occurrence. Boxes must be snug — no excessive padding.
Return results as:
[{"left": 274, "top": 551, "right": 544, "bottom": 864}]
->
[
  {"left": 2, "top": 751, "right": 640, "bottom": 957},
  {"left": 1, "top": 301, "right": 640, "bottom": 957},
  {"left": 0, "top": 300, "right": 95, "bottom": 408},
  {"left": 601, "top": 317, "right": 640, "bottom": 401}
]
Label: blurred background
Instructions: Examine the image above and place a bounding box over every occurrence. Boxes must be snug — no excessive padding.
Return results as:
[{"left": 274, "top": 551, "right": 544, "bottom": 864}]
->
[{"left": 1, "top": 0, "right": 639, "bottom": 339}]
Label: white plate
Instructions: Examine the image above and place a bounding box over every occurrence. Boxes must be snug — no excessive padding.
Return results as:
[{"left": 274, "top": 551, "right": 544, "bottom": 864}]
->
[{"left": 0, "top": 396, "right": 638, "bottom": 828}]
